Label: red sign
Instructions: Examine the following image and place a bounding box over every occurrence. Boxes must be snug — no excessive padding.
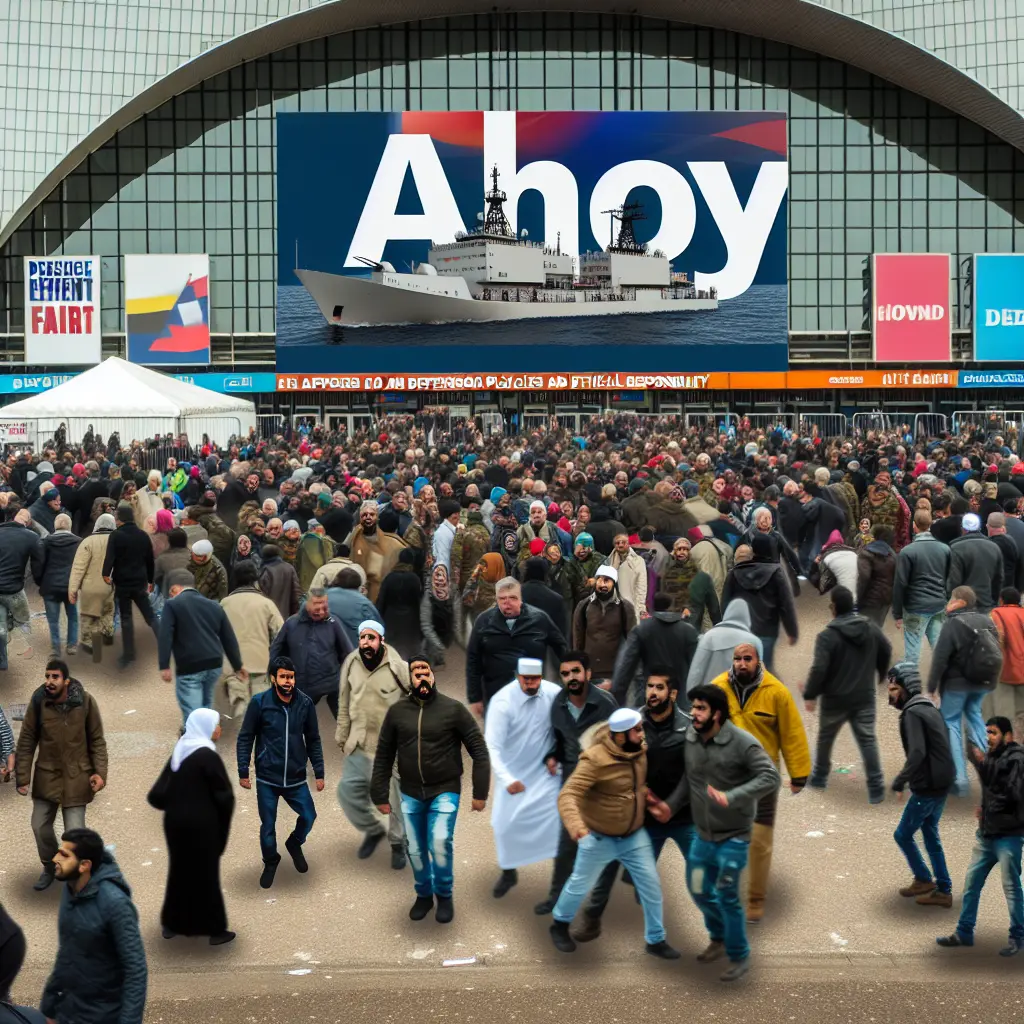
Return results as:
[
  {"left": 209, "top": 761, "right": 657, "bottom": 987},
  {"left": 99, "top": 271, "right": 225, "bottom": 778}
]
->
[{"left": 873, "top": 253, "right": 951, "bottom": 362}]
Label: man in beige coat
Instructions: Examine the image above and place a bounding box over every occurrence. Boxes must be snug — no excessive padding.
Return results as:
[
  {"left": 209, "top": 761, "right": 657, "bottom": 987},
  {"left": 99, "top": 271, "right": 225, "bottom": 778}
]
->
[
  {"left": 220, "top": 561, "right": 284, "bottom": 717},
  {"left": 348, "top": 502, "right": 406, "bottom": 602},
  {"left": 335, "top": 619, "right": 410, "bottom": 868},
  {"left": 603, "top": 533, "right": 649, "bottom": 618},
  {"left": 67, "top": 512, "right": 116, "bottom": 663}
]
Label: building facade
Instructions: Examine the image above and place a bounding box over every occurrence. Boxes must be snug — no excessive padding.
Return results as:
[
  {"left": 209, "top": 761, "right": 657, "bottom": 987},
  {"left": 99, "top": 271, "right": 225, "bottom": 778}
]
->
[{"left": 1, "top": 2, "right": 1024, "bottom": 417}]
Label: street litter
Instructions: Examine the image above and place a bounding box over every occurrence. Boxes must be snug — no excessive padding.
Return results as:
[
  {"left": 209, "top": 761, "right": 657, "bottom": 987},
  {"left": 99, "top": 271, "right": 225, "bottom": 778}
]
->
[
  {"left": 830, "top": 932, "right": 849, "bottom": 947},
  {"left": 287, "top": 969, "right": 312, "bottom": 976},
  {"left": 443, "top": 957, "right": 477, "bottom": 967},
  {"left": 805, "top": 831, "right": 825, "bottom": 838}
]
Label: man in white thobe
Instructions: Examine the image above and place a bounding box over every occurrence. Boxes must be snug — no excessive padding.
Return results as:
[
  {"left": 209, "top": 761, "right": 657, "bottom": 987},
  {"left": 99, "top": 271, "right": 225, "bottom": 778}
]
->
[{"left": 487, "top": 656, "right": 563, "bottom": 899}]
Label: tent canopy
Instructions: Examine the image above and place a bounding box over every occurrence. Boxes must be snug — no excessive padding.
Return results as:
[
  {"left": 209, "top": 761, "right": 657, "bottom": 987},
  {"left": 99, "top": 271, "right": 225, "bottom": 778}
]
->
[{"left": 0, "top": 358, "right": 253, "bottom": 417}]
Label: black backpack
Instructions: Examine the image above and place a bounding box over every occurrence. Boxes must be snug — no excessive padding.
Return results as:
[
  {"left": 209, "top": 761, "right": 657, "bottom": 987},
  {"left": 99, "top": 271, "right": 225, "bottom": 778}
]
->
[{"left": 962, "top": 619, "right": 1003, "bottom": 687}]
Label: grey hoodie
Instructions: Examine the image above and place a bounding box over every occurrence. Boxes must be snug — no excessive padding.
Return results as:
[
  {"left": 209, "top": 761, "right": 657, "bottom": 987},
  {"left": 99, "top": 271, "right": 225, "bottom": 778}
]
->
[{"left": 685, "top": 600, "right": 763, "bottom": 693}]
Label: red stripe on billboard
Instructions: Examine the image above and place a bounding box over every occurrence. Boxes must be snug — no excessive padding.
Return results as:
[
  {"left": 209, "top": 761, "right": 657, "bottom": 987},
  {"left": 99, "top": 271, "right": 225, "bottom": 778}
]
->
[{"left": 873, "top": 253, "right": 951, "bottom": 362}]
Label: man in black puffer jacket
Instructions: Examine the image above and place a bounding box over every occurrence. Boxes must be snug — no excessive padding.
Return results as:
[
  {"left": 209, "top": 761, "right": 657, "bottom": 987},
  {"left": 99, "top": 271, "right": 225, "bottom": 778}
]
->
[
  {"left": 101, "top": 505, "right": 156, "bottom": 668},
  {"left": 34, "top": 514, "right": 81, "bottom": 657},
  {"left": 0, "top": 515, "right": 42, "bottom": 670},
  {"left": 803, "top": 586, "right": 891, "bottom": 802},
  {"left": 371, "top": 655, "right": 490, "bottom": 925},
  {"left": 938, "top": 716, "right": 1024, "bottom": 956}
]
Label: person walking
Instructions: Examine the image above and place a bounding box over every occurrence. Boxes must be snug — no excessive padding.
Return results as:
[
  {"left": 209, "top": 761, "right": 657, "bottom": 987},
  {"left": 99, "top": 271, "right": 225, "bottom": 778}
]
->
[
  {"left": 987, "top": 587, "right": 1024, "bottom": 727},
  {"left": 335, "top": 620, "right": 410, "bottom": 869},
  {"left": 258, "top": 543, "right": 302, "bottom": 620},
  {"left": 710, "top": 643, "right": 810, "bottom": 922},
  {"left": 187, "top": 539, "right": 229, "bottom": 602},
  {"left": 686, "top": 601, "right": 762, "bottom": 692},
  {"left": 803, "top": 586, "right": 891, "bottom": 803},
  {"left": 573, "top": 670, "right": 695, "bottom": 943},
  {"left": 855, "top": 524, "right": 897, "bottom": 628},
  {"left": 611, "top": 592, "right": 698, "bottom": 707},
  {"left": 40, "top": 828, "right": 147, "bottom": 1024},
  {"left": 658, "top": 537, "right": 721, "bottom": 628},
  {"left": 571, "top": 565, "right": 636, "bottom": 684},
  {"left": 466, "top": 577, "right": 567, "bottom": 715},
  {"left": 683, "top": 684, "right": 781, "bottom": 981},
  {"left": 892, "top": 510, "right": 951, "bottom": 666},
  {"left": 0, "top": 513, "right": 41, "bottom": 670},
  {"left": 721, "top": 535, "right": 797, "bottom": 671},
  {"left": 486, "top": 657, "right": 563, "bottom": 901},
  {"left": 157, "top": 569, "right": 246, "bottom": 729},
  {"left": 236, "top": 657, "right": 325, "bottom": 889},
  {"left": 987, "top": 513, "right": 1024, "bottom": 593},
  {"left": 269, "top": 586, "right": 352, "bottom": 718},
  {"left": 374, "top": 548, "right": 424, "bottom": 660},
  {"left": 68, "top": 511, "right": 116, "bottom": 663},
  {"left": 325, "top": 567, "right": 380, "bottom": 647},
  {"left": 220, "top": 561, "right": 283, "bottom": 718},
  {"left": 928, "top": 586, "right": 1003, "bottom": 796},
  {"left": 947, "top": 512, "right": 1003, "bottom": 612},
  {"left": 548, "top": 707, "right": 681, "bottom": 960},
  {"left": 371, "top": 654, "right": 490, "bottom": 924},
  {"left": 887, "top": 663, "right": 955, "bottom": 909},
  {"left": 34, "top": 513, "right": 81, "bottom": 657},
  {"left": 101, "top": 504, "right": 157, "bottom": 668},
  {"left": 603, "top": 532, "right": 648, "bottom": 619},
  {"left": 535, "top": 650, "right": 617, "bottom": 916},
  {"left": 938, "top": 716, "right": 1024, "bottom": 955},
  {"left": 0, "top": 903, "right": 43, "bottom": 1021},
  {"left": 15, "top": 660, "right": 107, "bottom": 892},
  {"left": 146, "top": 708, "right": 235, "bottom": 945}
]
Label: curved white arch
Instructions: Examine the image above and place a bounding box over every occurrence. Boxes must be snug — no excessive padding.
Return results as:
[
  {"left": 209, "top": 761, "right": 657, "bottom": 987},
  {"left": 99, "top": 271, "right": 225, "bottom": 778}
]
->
[{"left": 3, "top": 0, "right": 1023, "bottom": 248}]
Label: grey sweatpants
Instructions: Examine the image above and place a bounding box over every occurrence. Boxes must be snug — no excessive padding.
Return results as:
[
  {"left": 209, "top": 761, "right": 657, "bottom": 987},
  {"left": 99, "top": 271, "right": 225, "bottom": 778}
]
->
[{"left": 337, "top": 748, "right": 405, "bottom": 847}]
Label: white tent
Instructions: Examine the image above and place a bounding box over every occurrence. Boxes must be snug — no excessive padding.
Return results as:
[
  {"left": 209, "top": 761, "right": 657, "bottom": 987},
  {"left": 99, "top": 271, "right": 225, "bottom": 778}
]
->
[{"left": 0, "top": 358, "right": 256, "bottom": 448}]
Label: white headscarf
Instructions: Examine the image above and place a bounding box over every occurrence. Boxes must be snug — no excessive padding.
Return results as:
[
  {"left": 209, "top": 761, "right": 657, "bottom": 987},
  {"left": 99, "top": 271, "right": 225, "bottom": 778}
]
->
[{"left": 170, "top": 708, "right": 220, "bottom": 772}]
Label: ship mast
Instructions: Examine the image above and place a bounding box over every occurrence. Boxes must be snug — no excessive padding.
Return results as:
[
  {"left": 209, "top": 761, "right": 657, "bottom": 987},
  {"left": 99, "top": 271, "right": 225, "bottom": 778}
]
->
[
  {"left": 602, "top": 202, "right": 648, "bottom": 254},
  {"left": 482, "top": 165, "right": 515, "bottom": 238}
]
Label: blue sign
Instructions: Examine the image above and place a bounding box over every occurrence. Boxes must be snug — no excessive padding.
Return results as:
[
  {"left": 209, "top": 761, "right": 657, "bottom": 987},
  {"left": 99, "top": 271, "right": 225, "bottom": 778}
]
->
[
  {"left": 974, "top": 254, "right": 1024, "bottom": 362},
  {"left": 276, "top": 110, "right": 789, "bottom": 374},
  {"left": 172, "top": 372, "right": 276, "bottom": 392},
  {"left": 958, "top": 370, "right": 1024, "bottom": 387},
  {"left": 0, "top": 373, "right": 79, "bottom": 394}
]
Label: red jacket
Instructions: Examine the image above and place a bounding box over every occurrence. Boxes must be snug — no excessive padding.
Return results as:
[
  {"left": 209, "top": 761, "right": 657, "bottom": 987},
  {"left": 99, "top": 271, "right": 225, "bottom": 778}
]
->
[{"left": 992, "top": 604, "right": 1024, "bottom": 684}]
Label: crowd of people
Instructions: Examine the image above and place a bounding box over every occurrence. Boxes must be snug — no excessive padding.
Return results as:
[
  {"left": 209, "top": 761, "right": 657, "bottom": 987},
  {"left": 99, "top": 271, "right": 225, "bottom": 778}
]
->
[{"left": 1, "top": 409, "right": 1024, "bottom": 1018}]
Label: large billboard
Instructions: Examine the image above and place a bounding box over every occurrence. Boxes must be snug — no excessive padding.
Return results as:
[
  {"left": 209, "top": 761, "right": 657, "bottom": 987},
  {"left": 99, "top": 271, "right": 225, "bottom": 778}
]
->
[
  {"left": 872, "top": 253, "right": 951, "bottom": 362},
  {"left": 24, "top": 256, "right": 102, "bottom": 365},
  {"left": 276, "top": 111, "right": 789, "bottom": 374},
  {"left": 125, "top": 254, "right": 211, "bottom": 366},
  {"left": 973, "top": 253, "right": 1024, "bottom": 362}
]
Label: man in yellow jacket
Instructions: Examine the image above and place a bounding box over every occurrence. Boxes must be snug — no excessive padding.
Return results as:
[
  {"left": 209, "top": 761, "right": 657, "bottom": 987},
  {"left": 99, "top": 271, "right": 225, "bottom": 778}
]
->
[{"left": 711, "top": 642, "right": 810, "bottom": 922}]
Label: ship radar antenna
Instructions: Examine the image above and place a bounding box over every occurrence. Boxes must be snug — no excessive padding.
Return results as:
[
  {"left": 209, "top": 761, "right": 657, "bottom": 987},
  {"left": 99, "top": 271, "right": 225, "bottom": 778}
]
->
[
  {"left": 481, "top": 164, "right": 514, "bottom": 239},
  {"left": 601, "top": 201, "right": 648, "bottom": 255}
]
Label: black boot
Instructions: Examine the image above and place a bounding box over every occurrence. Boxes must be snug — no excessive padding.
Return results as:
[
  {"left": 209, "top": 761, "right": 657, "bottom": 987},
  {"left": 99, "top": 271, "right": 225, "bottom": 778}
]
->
[
  {"left": 549, "top": 921, "right": 576, "bottom": 953},
  {"left": 285, "top": 834, "right": 308, "bottom": 873},
  {"left": 409, "top": 896, "right": 434, "bottom": 921},
  {"left": 391, "top": 845, "right": 407, "bottom": 870},
  {"left": 492, "top": 868, "right": 518, "bottom": 898},
  {"left": 33, "top": 867, "right": 55, "bottom": 892},
  {"left": 357, "top": 831, "right": 385, "bottom": 860},
  {"left": 435, "top": 895, "right": 454, "bottom": 924},
  {"left": 533, "top": 898, "right": 556, "bottom": 915},
  {"left": 259, "top": 859, "right": 279, "bottom": 889}
]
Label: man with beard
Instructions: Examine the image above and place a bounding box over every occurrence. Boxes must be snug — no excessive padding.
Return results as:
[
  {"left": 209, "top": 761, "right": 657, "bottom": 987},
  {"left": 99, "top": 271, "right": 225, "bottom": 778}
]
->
[
  {"left": 710, "top": 643, "right": 810, "bottom": 922},
  {"left": 535, "top": 651, "right": 617, "bottom": 915},
  {"left": 486, "top": 658, "right": 563, "bottom": 900},
  {"left": 887, "top": 663, "right": 955, "bottom": 910},
  {"left": 548, "top": 706, "right": 680, "bottom": 960},
  {"left": 572, "top": 565, "right": 636, "bottom": 684},
  {"left": 40, "top": 828, "right": 147, "bottom": 1024},
  {"left": 572, "top": 670, "right": 694, "bottom": 943},
  {"left": 349, "top": 500, "right": 407, "bottom": 602},
  {"left": 372, "top": 655, "right": 490, "bottom": 925},
  {"left": 684, "top": 684, "right": 781, "bottom": 981},
  {"left": 335, "top": 621, "right": 411, "bottom": 869},
  {"left": 659, "top": 537, "right": 721, "bottom": 628},
  {"left": 16, "top": 660, "right": 107, "bottom": 892},
  {"left": 236, "top": 657, "right": 325, "bottom": 889}
]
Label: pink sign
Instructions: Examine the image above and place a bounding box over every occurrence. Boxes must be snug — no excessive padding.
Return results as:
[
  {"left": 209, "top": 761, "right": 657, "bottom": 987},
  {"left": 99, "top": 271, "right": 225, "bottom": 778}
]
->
[{"left": 873, "top": 253, "right": 951, "bottom": 362}]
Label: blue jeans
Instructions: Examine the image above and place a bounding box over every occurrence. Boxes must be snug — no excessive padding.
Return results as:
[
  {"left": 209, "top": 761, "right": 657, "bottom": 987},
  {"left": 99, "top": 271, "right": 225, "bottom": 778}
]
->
[
  {"left": 255, "top": 781, "right": 317, "bottom": 864},
  {"left": 43, "top": 596, "right": 78, "bottom": 650},
  {"left": 940, "top": 690, "right": 987, "bottom": 795},
  {"left": 174, "top": 667, "right": 222, "bottom": 727},
  {"left": 553, "top": 828, "right": 666, "bottom": 944},
  {"left": 687, "top": 835, "right": 750, "bottom": 963},
  {"left": 955, "top": 833, "right": 1024, "bottom": 942},
  {"left": 400, "top": 791, "right": 460, "bottom": 898},
  {"left": 893, "top": 794, "right": 951, "bottom": 894},
  {"left": 902, "top": 610, "right": 945, "bottom": 666}
]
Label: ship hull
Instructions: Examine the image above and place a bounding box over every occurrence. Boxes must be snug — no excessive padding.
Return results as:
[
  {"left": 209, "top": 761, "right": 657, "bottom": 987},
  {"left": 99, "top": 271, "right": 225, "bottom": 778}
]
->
[{"left": 295, "top": 269, "right": 718, "bottom": 327}]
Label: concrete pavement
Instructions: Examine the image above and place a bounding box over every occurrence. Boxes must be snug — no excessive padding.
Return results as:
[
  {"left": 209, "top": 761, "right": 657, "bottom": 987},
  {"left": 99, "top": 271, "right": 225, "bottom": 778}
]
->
[{"left": 1, "top": 584, "right": 1021, "bottom": 1016}]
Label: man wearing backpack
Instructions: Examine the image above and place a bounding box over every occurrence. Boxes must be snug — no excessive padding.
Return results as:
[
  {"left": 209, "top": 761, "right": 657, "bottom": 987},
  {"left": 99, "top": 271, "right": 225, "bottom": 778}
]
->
[{"left": 928, "top": 586, "right": 1003, "bottom": 798}]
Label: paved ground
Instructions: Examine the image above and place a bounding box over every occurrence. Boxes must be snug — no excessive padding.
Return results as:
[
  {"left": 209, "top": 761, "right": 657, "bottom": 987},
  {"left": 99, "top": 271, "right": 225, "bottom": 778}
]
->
[{"left": 2, "top": 584, "right": 1022, "bottom": 1018}]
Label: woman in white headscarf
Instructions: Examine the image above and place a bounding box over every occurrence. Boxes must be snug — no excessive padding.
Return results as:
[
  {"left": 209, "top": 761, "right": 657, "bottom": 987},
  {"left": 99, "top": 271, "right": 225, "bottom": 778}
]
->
[{"left": 147, "top": 708, "right": 235, "bottom": 944}]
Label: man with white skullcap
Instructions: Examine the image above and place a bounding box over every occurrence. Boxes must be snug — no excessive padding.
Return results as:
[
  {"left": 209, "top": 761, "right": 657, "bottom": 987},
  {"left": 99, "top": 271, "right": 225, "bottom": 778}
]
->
[
  {"left": 515, "top": 500, "right": 559, "bottom": 563},
  {"left": 487, "top": 656, "right": 563, "bottom": 899},
  {"left": 335, "top": 619, "right": 411, "bottom": 869},
  {"left": 549, "top": 705, "right": 681, "bottom": 960},
  {"left": 571, "top": 564, "right": 637, "bottom": 683},
  {"left": 187, "top": 537, "right": 228, "bottom": 601}
]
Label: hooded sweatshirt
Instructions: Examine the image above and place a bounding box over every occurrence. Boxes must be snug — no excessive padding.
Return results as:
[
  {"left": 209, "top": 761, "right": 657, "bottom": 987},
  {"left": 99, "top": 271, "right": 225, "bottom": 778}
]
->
[
  {"left": 803, "top": 612, "right": 892, "bottom": 711},
  {"left": 685, "top": 600, "right": 763, "bottom": 691}
]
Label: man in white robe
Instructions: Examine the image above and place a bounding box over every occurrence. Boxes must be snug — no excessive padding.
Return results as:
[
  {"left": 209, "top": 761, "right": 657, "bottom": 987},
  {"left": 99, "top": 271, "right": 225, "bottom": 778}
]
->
[{"left": 487, "top": 656, "right": 563, "bottom": 899}]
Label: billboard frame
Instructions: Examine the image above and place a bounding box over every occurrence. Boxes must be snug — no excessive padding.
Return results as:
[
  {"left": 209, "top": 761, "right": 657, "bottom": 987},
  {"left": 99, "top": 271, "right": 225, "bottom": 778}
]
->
[
  {"left": 972, "top": 252, "right": 1024, "bottom": 363},
  {"left": 871, "top": 252, "right": 952, "bottom": 364}
]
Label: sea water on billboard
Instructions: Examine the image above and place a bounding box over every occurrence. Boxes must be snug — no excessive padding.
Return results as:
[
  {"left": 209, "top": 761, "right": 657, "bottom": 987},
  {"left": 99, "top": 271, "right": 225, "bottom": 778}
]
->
[{"left": 276, "top": 110, "right": 789, "bottom": 374}]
